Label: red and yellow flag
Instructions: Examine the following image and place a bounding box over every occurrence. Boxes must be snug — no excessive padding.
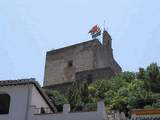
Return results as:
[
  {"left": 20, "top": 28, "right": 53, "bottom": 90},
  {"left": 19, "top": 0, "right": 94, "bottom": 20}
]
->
[{"left": 89, "top": 25, "right": 101, "bottom": 38}]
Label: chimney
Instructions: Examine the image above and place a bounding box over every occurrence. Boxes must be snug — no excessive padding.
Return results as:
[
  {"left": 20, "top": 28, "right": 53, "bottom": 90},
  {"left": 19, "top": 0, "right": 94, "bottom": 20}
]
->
[{"left": 103, "top": 30, "right": 112, "bottom": 48}]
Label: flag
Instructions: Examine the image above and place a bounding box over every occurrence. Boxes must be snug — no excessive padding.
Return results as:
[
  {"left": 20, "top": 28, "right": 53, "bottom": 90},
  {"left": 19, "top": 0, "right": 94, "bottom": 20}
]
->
[{"left": 89, "top": 25, "right": 101, "bottom": 38}]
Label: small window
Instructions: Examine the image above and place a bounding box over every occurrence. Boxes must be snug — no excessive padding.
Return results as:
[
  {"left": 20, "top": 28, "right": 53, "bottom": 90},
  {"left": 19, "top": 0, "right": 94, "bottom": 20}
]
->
[
  {"left": 0, "top": 94, "right": 11, "bottom": 114},
  {"left": 40, "top": 107, "right": 46, "bottom": 114},
  {"left": 68, "top": 60, "right": 73, "bottom": 67}
]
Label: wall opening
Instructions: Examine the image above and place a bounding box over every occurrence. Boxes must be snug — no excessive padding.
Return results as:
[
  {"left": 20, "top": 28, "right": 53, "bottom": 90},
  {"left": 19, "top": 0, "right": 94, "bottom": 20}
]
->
[
  {"left": 68, "top": 60, "right": 73, "bottom": 67},
  {"left": 0, "top": 94, "right": 11, "bottom": 114}
]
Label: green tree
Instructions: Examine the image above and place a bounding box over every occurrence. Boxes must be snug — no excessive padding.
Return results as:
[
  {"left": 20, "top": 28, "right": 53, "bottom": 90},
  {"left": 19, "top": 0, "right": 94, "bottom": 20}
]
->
[
  {"left": 68, "top": 84, "right": 83, "bottom": 111},
  {"left": 45, "top": 90, "right": 68, "bottom": 112},
  {"left": 146, "top": 63, "right": 160, "bottom": 92},
  {"left": 45, "top": 62, "right": 160, "bottom": 115}
]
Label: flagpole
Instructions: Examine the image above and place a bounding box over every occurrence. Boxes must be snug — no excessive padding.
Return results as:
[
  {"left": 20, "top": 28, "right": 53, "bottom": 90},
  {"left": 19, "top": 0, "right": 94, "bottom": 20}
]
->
[
  {"left": 103, "top": 20, "right": 106, "bottom": 31},
  {"left": 101, "top": 20, "right": 106, "bottom": 42}
]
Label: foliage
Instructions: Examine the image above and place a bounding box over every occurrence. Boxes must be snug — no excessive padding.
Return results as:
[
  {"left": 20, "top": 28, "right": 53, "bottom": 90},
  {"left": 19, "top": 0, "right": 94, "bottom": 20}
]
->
[
  {"left": 45, "top": 63, "right": 160, "bottom": 115},
  {"left": 137, "top": 63, "right": 160, "bottom": 92},
  {"left": 45, "top": 90, "right": 68, "bottom": 112},
  {"left": 68, "top": 84, "right": 84, "bottom": 111},
  {"left": 67, "top": 83, "right": 97, "bottom": 111}
]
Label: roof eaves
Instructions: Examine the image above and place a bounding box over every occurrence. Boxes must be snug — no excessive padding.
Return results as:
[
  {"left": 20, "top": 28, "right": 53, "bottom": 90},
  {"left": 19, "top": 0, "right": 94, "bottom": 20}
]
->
[{"left": 0, "top": 78, "right": 57, "bottom": 113}]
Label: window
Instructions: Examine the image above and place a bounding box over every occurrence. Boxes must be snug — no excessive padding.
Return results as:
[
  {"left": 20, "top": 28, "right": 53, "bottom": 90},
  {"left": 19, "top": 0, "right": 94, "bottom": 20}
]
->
[
  {"left": 0, "top": 94, "right": 10, "bottom": 114},
  {"left": 68, "top": 60, "right": 73, "bottom": 67},
  {"left": 40, "top": 107, "right": 46, "bottom": 114}
]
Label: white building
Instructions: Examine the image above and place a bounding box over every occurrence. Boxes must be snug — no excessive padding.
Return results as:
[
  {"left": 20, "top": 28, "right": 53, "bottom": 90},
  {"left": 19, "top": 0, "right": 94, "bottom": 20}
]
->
[{"left": 0, "top": 79, "right": 108, "bottom": 120}]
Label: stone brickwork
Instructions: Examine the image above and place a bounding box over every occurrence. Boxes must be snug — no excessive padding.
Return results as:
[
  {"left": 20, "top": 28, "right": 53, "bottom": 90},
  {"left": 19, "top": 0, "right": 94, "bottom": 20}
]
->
[
  {"left": 44, "top": 67, "right": 115, "bottom": 94},
  {"left": 76, "top": 67, "right": 115, "bottom": 84},
  {"left": 44, "top": 40, "right": 99, "bottom": 86},
  {"left": 43, "top": 82, "right": 74, "bottom": 95},
  {"left": 43, "top": 30, "right": 121, "bottom": 88}
]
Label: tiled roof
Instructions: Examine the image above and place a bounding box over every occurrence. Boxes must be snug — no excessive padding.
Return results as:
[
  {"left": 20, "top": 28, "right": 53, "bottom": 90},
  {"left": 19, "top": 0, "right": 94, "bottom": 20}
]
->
[
  {"left": 0, "top": 78, "right": 57, "bottom": 113},
  {"left": 0, "top": 78, "right": 36, "bottom": 86},
  {"left": 131, "top": 109, "right": 160, "bottom": 115}
]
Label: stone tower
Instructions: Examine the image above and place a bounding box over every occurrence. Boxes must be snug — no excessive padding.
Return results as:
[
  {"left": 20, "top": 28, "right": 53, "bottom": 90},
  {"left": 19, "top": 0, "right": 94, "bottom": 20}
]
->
[{"left": 43, "top": 30, "right": 121, "bottom": 91}]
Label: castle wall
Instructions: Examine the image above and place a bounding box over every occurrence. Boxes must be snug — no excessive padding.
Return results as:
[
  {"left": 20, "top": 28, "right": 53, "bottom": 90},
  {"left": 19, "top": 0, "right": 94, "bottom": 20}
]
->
[
  {"left": 43, "top": 31, "right": 122, "bottom": 88},
  {"left": 76, "top": 67, "right": 115, "bottom": 84},
  {"left": 95, "top": 30, "right": 122, "bottom": 74},
  {"left": 96, "top": 46, "right": 121, "bottom": 74},
  {"left": 43, "top": 40, "right": 100, "bottom": 86},
  {"left": 43, "top": 82, "right": 73, "bottom": 95}
]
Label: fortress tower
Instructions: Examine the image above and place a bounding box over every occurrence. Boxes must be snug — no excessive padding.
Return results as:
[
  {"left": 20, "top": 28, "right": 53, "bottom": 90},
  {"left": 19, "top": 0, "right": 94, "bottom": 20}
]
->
[{"left": 43, "top": 30, "right": 121, "bottom": 92}]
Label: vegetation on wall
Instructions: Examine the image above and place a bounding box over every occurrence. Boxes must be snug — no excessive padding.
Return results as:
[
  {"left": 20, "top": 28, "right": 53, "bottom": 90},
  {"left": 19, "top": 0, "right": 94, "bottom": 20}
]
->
[{"left": 45, "top": 63, "right": 160, "bottom": 115}]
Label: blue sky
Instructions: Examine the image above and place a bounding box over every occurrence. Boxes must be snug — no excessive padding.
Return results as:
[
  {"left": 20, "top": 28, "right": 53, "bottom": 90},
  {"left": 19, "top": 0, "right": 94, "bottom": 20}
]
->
[{"left": 0, "top": 0, "right": 160, "bottom": 85}]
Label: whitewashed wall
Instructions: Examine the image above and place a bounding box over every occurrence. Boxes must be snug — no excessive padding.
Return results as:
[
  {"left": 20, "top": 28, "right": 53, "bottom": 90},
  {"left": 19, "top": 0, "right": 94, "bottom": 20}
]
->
[
  {"left": 0, "top": 85, "right": 32, "bottom": 120},
  {"left": 31, "top": 86, "right": 50, "bottom": 109},
  {"left": 0, "top": 114, "right": 9, "bottom": 120},
  {"left": 30, "top": 101, "right": 107, "bottom": 120},
  {"left": 33, "top": 112, "right": 106, "bottom": 120},
  {"left": 0, "top": 84, "right": 52, "bottom": 120}
]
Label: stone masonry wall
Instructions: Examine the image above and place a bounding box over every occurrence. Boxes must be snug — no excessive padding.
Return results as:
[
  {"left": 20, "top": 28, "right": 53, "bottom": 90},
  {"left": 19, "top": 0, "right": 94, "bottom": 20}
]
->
[
  {"left": 43, "top": 31, "right": 121, "bottom": 87},
  {"left": 44, "top": 40, "right": 100, "bottom": 86},
  {"left": 76, "top": 67, "right": 115, "bottom": 84},
  {"left": 95, "top": 31, "right": 121, "bottom": 74}
]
